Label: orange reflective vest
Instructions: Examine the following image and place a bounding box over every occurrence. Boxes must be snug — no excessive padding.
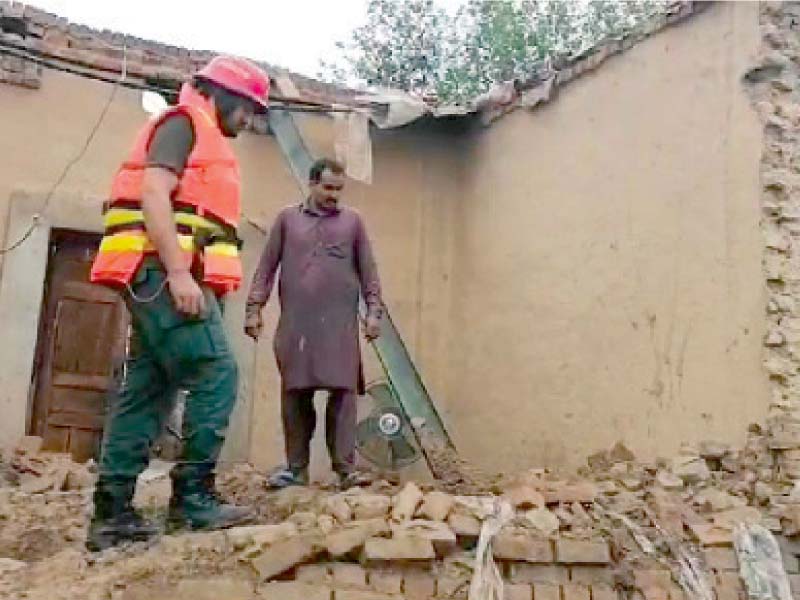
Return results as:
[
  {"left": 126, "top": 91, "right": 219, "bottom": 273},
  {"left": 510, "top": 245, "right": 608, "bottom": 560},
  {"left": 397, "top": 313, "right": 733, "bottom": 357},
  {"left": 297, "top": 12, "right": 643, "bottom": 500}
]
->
[{"left": 90, "top": 83, "right": 243, "bottom": 295}]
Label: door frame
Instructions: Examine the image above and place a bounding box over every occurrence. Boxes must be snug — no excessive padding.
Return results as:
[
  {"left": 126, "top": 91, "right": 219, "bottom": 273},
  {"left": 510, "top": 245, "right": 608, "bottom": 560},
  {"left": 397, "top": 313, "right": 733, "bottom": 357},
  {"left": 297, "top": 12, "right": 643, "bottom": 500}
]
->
[
  {"left": 0, "top": 189, "right": 257, "bottom": 460},
  {"left": 0, "top": 190, "right": 105, "bottom": 449}
]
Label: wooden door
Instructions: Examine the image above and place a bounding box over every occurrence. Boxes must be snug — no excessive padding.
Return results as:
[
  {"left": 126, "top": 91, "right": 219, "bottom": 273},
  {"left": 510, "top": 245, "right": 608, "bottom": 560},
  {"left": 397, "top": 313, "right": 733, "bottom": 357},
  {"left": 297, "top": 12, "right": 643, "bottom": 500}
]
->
[{"left": 30, "top": 230, "right": 129, "bottom": 462}]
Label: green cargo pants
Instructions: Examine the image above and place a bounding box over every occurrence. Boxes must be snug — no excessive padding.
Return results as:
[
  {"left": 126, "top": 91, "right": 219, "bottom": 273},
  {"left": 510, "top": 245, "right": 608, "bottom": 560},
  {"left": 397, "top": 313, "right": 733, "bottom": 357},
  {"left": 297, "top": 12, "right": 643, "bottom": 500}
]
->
[{"left": 97, "top": 261, "right": 238, "bottom": 489}]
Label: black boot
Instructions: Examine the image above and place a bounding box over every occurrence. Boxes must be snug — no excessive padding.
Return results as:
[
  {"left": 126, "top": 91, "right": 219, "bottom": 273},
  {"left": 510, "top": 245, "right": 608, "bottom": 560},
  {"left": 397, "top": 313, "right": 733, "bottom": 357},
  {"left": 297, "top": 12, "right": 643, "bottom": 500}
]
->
[
  {"left": 168, "top": 466, "right": 254, "bottom": 532},
  {"left": 86, "top": 479, "right": 159, "bottom": 552}
]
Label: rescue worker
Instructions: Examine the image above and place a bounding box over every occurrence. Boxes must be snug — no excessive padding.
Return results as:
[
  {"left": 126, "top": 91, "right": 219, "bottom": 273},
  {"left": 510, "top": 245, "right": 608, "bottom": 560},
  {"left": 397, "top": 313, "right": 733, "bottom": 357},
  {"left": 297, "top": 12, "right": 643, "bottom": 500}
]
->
[
  {"left": 87, "top": 56, "right": 270, "bottom": 551},
  {"left": 244, "top": 158, "right": 383, "bottom": 489}
]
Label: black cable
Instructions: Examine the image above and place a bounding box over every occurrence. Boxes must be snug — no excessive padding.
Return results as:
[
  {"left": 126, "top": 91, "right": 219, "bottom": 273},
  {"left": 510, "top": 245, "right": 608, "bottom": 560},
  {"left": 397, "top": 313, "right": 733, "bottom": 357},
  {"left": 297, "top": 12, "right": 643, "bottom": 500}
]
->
[
  {"left": 0, "top": 37, "right": 363, "bottom": 253},
  {"left": 0, "top": 73, "right": 118, "bottom": 255}
]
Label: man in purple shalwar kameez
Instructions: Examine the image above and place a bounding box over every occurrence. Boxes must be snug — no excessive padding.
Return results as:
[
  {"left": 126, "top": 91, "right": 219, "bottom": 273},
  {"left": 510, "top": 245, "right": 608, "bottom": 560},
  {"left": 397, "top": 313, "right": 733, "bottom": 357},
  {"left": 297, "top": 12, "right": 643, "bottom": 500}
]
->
[{"left": 244, "top": 158, "right": 383, "bottom": 488}]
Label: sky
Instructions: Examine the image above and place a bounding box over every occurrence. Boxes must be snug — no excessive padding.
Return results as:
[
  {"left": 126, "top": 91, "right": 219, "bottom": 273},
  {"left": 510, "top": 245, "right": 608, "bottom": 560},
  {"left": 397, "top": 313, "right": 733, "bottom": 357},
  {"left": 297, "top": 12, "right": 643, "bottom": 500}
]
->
[{"left": 27, "top": 0, "right": 466, "bottom": 79}]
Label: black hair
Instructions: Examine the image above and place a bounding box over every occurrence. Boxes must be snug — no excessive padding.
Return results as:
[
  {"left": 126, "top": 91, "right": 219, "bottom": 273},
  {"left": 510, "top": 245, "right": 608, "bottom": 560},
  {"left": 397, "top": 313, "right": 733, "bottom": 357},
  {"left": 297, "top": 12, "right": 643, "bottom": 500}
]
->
[
  {"left": 192, "top": 75, "right": 259, "bottom": 115},
  {"left": 309, "top": 158, "right": 345, "bottom": 183}
]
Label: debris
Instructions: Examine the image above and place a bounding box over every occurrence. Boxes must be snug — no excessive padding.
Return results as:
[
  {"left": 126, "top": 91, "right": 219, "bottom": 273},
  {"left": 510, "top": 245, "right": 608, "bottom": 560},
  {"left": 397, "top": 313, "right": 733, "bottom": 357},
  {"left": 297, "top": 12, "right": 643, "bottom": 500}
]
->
[
  {"left": 362, "top": 535, "right": 435, "bottom": 561},
  {"left": 251, "top": 536, "right": 319, "bottom": 582},
  {"left": 609, "top": 442, "right": 636, "bottom": 463},
  {"left": 324, "top": 518, "right": 391, "bottom": 558},
  {"left": 347, "top": 493, "right": 391, "bottom": 520},
  {"left": 418, "top": 491, "right": 454, "bottom": 521},
  {"left": 521, "top": 507, "right": 560, "bottom": 536},
  {"left": 734, "top": 522, "right": 793, "bottom": 600},
  {"left": 391, "top": 482, "right": 423, "bottom": 522},
  {"left": 502, "top": 484, "right": 545, "bottom": 509}
]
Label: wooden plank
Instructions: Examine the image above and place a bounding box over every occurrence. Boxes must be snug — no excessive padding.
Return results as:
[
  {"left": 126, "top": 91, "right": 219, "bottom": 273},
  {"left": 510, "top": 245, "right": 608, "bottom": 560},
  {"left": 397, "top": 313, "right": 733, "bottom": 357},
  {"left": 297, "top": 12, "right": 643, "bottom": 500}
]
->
[
  {"left": 61, "top": 280, "right": 119, "bottom": 303},
  {"left": 69, "top": 428, "right": 101, "bottom": 462},
  {"left": 46, "top": 412, "right": 105, "bottom": 429},
  {"left": 51, "top": 372, "right": 110, "bottom": 392}
]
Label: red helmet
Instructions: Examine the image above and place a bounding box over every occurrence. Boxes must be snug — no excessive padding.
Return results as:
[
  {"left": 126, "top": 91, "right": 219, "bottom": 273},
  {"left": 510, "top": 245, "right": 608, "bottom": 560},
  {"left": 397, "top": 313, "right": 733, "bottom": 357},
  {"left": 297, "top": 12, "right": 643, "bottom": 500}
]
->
[{"left": 196, "top": 56, "right": 270, "bottom": 110}]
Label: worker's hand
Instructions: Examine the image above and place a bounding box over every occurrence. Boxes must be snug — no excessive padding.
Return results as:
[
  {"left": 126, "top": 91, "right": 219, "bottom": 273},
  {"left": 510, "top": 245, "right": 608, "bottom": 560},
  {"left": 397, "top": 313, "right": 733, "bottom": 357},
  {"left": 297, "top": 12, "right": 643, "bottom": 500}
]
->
[
  {"left": 167, "top": 268, "right": 206, "bottom": 316},
  {"left": 364, "top": 316, "right": 381, "bottom": 341},
  {"left": 244, "top": 311, "right": 264, "bottom": 340}
]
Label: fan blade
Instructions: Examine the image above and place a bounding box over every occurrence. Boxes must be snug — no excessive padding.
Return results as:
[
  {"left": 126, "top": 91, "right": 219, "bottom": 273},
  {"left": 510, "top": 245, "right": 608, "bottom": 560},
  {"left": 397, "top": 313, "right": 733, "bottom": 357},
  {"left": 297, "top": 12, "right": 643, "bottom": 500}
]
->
[
  {"left": 358, "top": 431, "right": 393, "bottom": 468},
  {"left": 388, "top": 435, "right": 420, "bottom": 466},
  {"left": 366, "top": 382, "right": 398, "bottom": 410}
]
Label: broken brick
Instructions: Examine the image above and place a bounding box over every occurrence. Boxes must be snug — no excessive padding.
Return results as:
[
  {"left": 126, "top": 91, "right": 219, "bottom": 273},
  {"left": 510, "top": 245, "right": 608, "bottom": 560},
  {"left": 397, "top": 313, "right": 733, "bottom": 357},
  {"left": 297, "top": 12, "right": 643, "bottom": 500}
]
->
[
  {"left": 703, "top": 547, "right": 738, "bottom": 571},
  {"left": 555, "top": 540, "right": 610, "bottom": 564},
  {"left": 436, "top": 574, "right": 469, "bottom": 599},
  {"left": 448, "top": 512, "right": 482, "bottom": 537},
  {"left": 367, "top": 567, "right": 403, "bottom": 595},
  {"left": 493, "top": 531, "right": 553, "bottom": 563},
  {"left": 295, "top": 564, "right": 332, "bottom": 584},
  {"left": 362, "top": 536, "right": 434, "bottom": 562},
  {"left": 508, "top": 564, "right": 569, "bottom": 585},
  {"left": 418, "top": 491, "right": 454, "bottom": 521},
  {"left": 332, "top": 563, "right": 368, "bottom": 589},
  {"left": 502, "top": 485, "right": 545, "bottom": 509},
  {"left": 335, "top": 591, "right": 398, "bottom": 600},
  {"left": 347, "top": 494, "right": 391, "bottom": 520},
  {"left": 391, "top": 482, "right": 423, "bottom": 522},
  {"left": 504, "top": 583, "right": 532, "bottom": 600},
  {"left": 562, "top": 583, "right": 591, "bottom": 600},
  {"left": 403, "top": 567, "right": 436, "bottom": 599},
  {"left": 325, "top": 519, "right": 390, "bottom": 558},
  {"left": 175, "top": 578, "right": 254, "bottom": 600},
  {"left": 569, "top": 566, "right": 614, "bottom": 585},
  {"left": 391, "top": 520, "right": 456, "bottom": 557},
  {"left": 251, "top": 536, "right": 318, "bottom": 582},
  {"left": 591, "top": 584, "right": 620, "bottom": 600},
  {"left": 257, "top": 582, "right": 331, "bottom": 600},
  {"left": 532, "top": 583, "right": 561, "bottom": 600}
]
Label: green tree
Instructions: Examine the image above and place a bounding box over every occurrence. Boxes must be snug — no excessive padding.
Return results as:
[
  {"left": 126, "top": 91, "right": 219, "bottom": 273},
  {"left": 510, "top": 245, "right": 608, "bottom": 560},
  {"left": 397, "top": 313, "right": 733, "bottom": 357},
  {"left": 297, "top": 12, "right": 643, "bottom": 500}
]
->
[
  {"left": 320, "top": 0, "right": 449, "bottom": 97},
  {"left": 322, "top": 0, "right": 665, "bottom": 104}
]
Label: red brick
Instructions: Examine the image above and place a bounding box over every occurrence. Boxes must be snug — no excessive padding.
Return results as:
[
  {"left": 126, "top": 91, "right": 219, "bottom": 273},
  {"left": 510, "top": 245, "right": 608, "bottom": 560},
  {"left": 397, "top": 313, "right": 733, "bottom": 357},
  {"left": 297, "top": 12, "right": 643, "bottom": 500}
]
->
[
  {"left": 494, "top": 533, "right": 554, "bottom": 563},
  {"left": 258, "top": 582, "right": 331, "bottom": 600},
  {"left": 251, "top": 537, "right": 318, "bottom": 582},
  {"left": 640, "top": 589, "right": 668, "bottom": 600},
  {"left": 563, "top": 584, "right": 591, "bottom": 600},
  {"left": 403, "top": 568, "right": 436, "bottom": 599},
  {"left": 505, "top": 583, "right": 533, "bottom": 600},
  {"left": 333, "top": 592, "right": 396, "bottom": 600},
  {"left": 363, "top": 536, "right": 434, "bottom": 561},
  {"left": 448, "top": 513, "right": 482, "bottom": 537},
  {"left": 509, "top": 564, "right": 570, "bottom": 585},
  {"left": 556, "top": 540, "right": 610, "bottom": 565},
  {"left": 714, "top": 572, "right": 743, "bottom": 600},
  {"left": 570, "top": 567, "right": 614, "bottom": 586},
  {"left": 332, "top": 564, "right": 367, "bottom": 589},
  {"left": 533, "top": 583, "right": 561, "bottom": 600},
  {"left": 633, "top": 571, "right": 672, "bottom": 591},
  {"left": 367, "top": 567, "right": 402, "bottom": 595},
  {"left": 789, "top": 574, "right": 800, "bottom": 595},
  {"left": 296, "top": 564, "right": 332, "bottom": 584},
  {"left": 703, "top": 548, "right": 738, "bottom": 571},
  {"left": 175, "top": 578, "right": 254, "bottom": 600},
  {"left": 666, "top": 584, "right": 685, "bottom": 600},
  {"left": 591, "top": 584, "right": 619, "bottom": 600},
  {"left": 436, "top": 575, "right": 469, "bottom": 599}
]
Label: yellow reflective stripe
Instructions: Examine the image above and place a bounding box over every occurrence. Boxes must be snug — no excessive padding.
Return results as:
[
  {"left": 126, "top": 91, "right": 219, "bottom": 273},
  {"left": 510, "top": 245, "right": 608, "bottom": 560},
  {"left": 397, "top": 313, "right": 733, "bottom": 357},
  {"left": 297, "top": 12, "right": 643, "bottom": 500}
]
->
[
  {"left": 104, "top": 209, "right": 142, "bottom": 228},
  {"left": 99, "top": 233, "right": 196, "bottom": 253},
  {"left": 103, "top": 208, "right": 224, "bottom": 233},
  {"left": 205, "top": 242, "right": 239, "bottom": 257},
  {"left": 99, "top": 233, "right": 148, "bottom": 252}
]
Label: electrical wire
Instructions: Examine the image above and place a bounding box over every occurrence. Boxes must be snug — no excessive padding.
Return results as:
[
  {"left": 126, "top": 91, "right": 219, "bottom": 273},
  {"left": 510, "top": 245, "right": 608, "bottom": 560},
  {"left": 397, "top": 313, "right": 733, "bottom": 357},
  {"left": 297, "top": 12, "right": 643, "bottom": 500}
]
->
[
  {"left": 0, "top": 50, "right": 122, "bottom": 255},
  {"left": 0, "top": 34, "right": 363, "bottom": 254}
]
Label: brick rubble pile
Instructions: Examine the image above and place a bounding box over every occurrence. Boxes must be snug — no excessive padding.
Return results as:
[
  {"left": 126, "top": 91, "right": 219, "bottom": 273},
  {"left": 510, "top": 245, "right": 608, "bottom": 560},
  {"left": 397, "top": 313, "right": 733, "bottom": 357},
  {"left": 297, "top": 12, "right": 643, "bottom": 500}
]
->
[{"left": 1, "top": 423, "right": 799, "bottom": 599}]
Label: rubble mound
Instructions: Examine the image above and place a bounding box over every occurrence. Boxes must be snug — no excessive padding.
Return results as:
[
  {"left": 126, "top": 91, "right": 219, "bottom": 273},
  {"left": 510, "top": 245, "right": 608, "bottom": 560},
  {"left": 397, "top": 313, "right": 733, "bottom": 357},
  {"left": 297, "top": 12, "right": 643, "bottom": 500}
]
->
[{"left": 2, "top": 425, "right": 800, "bottom": 599}]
